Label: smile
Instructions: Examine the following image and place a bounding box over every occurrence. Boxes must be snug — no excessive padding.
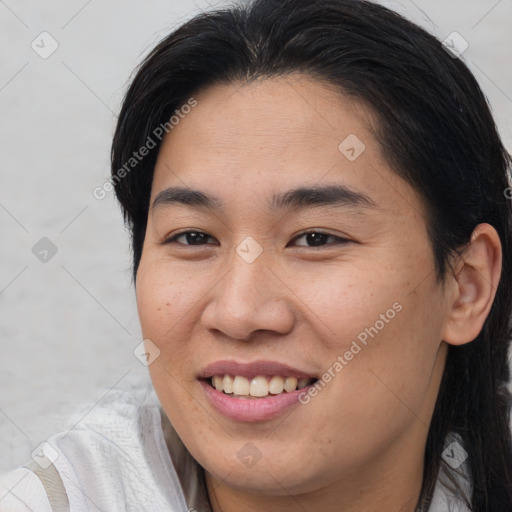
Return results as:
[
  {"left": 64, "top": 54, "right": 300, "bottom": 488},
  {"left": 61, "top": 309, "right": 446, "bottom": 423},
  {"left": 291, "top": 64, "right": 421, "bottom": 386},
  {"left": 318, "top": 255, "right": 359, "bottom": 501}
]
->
[
  {"left": 210, "top": 374, "right": 316, "bottom": 398},
  {"left": 198, "top": 360, "right": 319, "bottom": 421}
]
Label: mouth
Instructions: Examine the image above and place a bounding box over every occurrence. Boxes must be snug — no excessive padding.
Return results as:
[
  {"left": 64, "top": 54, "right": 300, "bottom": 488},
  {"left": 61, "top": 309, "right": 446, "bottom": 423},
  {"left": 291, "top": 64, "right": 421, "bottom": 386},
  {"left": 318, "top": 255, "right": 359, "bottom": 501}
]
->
[
  {"left": 204, "top": 374, "right": 318, "bottom": 399},
  {"left": 198, "top": 360, "right": 319, "bottom": 421}
]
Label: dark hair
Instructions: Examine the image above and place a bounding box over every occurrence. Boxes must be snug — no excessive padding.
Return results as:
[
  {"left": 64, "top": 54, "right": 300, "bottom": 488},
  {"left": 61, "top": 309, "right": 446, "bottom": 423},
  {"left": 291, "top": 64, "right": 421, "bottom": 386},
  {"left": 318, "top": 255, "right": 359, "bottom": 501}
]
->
[{"left": 111, "top": 0, "right": 512, "bottom": 509}]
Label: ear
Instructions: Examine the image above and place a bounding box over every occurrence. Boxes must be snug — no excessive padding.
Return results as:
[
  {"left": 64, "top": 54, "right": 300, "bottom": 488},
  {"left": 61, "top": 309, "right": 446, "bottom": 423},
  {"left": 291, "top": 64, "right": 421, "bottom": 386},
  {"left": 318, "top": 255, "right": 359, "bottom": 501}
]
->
[{"left": 442, "top": 223, "right": 502, "bottom": 346}]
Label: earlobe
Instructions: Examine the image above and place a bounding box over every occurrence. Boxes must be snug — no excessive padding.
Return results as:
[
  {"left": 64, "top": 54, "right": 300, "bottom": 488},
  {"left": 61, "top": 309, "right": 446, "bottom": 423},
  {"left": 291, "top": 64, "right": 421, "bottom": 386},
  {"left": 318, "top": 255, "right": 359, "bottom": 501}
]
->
[{"left": 442, "top": 223, "right": 502, "bottom": 346}]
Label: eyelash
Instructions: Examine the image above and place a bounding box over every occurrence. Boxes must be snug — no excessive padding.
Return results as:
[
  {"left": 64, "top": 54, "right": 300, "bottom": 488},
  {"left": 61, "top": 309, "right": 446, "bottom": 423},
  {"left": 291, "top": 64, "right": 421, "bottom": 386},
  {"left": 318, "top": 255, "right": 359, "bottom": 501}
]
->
[{"left": 162, "top": 230, "right": 350, "bottom": 248}]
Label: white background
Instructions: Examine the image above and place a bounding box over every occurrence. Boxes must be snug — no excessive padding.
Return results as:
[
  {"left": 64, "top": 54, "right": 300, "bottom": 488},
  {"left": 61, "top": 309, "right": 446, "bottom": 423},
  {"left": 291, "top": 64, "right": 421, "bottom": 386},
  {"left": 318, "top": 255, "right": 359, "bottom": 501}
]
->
[{"left": 1, "top": 0, "right": 511, "bottom": 471}]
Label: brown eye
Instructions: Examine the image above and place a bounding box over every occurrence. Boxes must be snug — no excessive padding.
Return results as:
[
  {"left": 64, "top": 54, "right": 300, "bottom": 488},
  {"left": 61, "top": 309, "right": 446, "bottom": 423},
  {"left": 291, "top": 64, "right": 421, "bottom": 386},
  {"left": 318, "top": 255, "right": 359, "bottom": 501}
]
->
[
  {"left": 165, "top": 231, "right": 216, "bottom": 245},
  {"left": 292, "top": 231, "right": 348, "bottom": 247}
]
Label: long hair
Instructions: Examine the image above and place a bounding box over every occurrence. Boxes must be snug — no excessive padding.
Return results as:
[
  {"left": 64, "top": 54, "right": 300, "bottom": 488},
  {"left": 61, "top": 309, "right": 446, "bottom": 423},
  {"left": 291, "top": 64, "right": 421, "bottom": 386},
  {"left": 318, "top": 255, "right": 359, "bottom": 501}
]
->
[{"left": 110, "top": 1, "right": 512, "bottom": 509}]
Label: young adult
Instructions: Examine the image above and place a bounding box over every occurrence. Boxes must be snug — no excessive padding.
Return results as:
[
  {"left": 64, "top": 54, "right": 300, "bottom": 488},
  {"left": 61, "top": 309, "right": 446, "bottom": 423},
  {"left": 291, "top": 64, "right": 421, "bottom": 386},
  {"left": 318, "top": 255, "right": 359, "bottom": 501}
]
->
[{"left": 2, "top": 0, "right": 511, "bottom": 510}]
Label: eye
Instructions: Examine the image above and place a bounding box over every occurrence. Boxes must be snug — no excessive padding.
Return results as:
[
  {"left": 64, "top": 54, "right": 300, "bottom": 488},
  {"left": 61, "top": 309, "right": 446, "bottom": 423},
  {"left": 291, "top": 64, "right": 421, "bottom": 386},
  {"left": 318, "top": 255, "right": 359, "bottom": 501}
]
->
[
  {"left": 290, "top": 231, "right": 349, "bottom": 247},
  {"left": 163, "top": 230, "right": 217, "bottom": 246},
  {"left": 162, "top": 230, "right": 349, "bottom": 247}
]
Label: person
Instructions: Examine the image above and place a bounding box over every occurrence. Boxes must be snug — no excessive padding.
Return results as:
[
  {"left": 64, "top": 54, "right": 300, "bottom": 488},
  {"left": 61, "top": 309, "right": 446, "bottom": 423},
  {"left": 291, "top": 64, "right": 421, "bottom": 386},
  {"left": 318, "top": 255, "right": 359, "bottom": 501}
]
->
[{"left": 2, "top": 0, "right": 512, "bottom": 510}]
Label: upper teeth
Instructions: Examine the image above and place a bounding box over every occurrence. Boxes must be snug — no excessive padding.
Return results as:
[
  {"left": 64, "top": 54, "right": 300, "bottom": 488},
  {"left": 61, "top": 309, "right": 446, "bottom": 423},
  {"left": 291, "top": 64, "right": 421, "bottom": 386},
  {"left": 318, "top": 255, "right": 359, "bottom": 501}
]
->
[{"left": 211, "top": 375, "right": 314, "bottom": 397}]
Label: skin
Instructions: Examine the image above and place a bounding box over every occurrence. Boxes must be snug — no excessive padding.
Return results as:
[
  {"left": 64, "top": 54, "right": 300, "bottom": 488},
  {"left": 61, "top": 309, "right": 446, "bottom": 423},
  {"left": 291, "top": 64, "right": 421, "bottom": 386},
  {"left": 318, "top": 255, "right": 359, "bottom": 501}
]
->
[{"left": 135, "top": 74, "right": 502, "bottom": 512}]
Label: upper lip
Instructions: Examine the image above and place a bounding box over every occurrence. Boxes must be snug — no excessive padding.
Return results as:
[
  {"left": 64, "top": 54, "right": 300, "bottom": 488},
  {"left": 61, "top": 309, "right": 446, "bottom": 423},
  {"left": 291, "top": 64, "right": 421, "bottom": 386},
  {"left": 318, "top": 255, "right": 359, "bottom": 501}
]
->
[{"left": 198, "top": 360, "right": 318, "bottom": 380}]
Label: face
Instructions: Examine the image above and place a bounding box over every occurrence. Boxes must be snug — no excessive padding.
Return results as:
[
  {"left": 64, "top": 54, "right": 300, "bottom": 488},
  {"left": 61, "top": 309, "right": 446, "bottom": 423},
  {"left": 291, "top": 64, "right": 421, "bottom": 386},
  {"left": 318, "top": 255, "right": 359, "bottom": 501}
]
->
[{"left": 136, "top": 74, "right": 452, "bottom": 499}]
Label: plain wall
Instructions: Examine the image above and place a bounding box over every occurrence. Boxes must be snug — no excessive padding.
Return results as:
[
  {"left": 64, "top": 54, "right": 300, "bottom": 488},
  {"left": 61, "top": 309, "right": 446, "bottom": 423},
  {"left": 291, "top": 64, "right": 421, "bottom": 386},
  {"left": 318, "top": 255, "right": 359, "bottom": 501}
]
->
[{"left": 1, "top": 0, "right": 511, "bottom": 471}]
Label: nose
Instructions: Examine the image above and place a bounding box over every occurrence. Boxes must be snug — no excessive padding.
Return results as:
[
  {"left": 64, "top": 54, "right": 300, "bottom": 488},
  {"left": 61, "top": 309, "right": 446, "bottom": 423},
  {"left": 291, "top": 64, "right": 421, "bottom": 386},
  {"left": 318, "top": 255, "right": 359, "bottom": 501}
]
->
[{"left": 200, "top": 250, "right": 296, "bottom": 341}]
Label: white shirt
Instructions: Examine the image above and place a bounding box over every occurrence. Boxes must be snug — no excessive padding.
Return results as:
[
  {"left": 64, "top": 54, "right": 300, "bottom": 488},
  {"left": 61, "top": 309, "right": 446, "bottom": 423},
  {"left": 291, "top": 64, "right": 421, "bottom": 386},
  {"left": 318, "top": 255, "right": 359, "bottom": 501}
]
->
[{"left": 0, "top": 379, "right": 471, "bottom": 511}]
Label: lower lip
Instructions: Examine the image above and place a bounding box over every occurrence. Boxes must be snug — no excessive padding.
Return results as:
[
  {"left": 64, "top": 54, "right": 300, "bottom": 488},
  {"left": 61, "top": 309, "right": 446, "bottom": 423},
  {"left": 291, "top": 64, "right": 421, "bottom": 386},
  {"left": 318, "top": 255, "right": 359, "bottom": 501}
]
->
[{"left": 200, "top": 380, "right": 313, "bottom": 422}]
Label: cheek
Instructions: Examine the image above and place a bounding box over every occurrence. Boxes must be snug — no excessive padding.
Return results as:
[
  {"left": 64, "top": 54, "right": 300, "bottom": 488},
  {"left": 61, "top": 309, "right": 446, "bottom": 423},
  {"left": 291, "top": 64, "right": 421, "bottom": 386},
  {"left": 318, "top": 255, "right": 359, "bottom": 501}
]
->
[
  {"left": 291, "top": 255, "right": 444, "bottom": 404},
  {"left": 135, "top": 260, "right": 209, "bottom": 413},
  {"left": 324, "top": 285, "right": 446, "bottom": 440},
  {"left": 284, "top": 261, "right": 401, "bottom": 348},
  {"left": 135, "top": 259, "right": 205, "bottom": 341}
]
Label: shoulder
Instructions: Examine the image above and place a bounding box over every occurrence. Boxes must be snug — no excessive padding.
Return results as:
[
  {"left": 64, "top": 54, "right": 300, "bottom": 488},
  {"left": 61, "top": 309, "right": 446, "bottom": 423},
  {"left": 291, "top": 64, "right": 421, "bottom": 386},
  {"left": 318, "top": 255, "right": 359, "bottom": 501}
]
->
[
  {"left": 52, "top": 378, "right": 188, "bottom": 510},
  {"left": 2, "top": 377, "right": 190, "bottom": 511},
  {"left": 0, "top": 467, "right": 52, "bottom": 512}
]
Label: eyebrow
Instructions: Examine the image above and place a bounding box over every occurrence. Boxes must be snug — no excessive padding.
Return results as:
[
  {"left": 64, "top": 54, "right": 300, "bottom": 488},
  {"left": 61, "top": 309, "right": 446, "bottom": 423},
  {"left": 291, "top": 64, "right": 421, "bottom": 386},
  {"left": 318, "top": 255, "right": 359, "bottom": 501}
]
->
[
  {"left": 153, "top": 187, "right": 222, "bottom": 211},
  {"left": 152, "top": 184, "right": 377, "bottom": 212},
  {"left": 270, "top": 184, "right": 376, "bottom": 210}
]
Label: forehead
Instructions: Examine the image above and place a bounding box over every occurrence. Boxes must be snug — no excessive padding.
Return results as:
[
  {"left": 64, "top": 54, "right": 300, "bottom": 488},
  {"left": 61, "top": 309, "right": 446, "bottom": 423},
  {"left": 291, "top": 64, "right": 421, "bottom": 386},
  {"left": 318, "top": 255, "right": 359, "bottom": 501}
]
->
[{"left": 150, "top": 74, "right": 422, "bottom": 220}]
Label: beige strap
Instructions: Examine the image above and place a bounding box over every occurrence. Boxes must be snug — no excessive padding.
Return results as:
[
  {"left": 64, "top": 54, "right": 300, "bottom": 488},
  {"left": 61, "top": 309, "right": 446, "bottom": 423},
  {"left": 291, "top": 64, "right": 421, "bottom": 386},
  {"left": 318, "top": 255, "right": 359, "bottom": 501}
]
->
[{"left": 23, "top": 455, "right": 70, "bottom": 512}]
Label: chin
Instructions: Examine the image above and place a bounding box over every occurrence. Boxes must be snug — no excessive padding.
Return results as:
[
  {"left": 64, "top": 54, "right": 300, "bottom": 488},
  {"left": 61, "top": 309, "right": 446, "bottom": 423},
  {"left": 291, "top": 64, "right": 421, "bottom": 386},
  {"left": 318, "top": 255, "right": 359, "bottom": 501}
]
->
[{"left": 199, "top": 443, "right": 329, "bottom": 495}]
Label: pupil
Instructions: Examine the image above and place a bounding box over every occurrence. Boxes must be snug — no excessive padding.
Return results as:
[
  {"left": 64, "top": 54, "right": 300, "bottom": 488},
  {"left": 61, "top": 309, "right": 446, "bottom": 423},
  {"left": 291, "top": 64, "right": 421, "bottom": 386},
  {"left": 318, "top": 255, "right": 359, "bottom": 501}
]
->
[
  {"left": 187, "top": 232, "right": 206, "bottom": 245},
  {"left": 307, "top": 233, "right": 327, "bottom": 246}
]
